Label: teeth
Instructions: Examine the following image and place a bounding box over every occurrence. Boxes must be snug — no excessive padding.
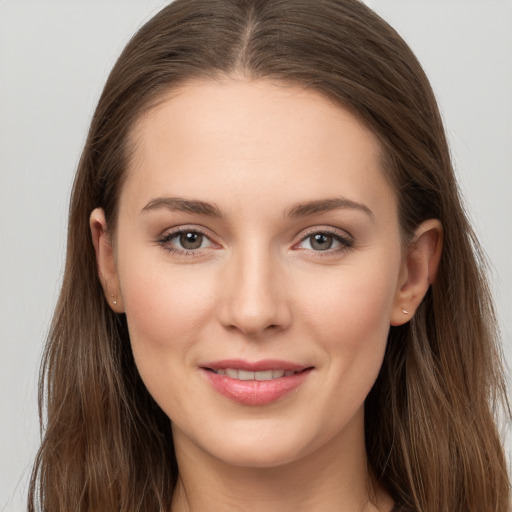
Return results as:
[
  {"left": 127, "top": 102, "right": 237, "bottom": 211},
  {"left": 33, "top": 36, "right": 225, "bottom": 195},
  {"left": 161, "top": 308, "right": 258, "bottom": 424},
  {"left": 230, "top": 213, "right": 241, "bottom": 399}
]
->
[
  {"left": 238, "top": 370, "right": 255, "bottom": 381},
  {"left": 255, "top": 370, "right": 273, "bottom": 381},
  {"left": 214, "top": 368, "right": 297, "bottom": 380}
]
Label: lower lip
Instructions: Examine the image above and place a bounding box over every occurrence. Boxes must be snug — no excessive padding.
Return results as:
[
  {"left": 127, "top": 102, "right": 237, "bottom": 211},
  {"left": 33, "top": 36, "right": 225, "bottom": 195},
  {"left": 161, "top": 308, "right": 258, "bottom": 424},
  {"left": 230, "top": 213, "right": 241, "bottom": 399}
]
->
[{"left": 202, "top": 369, "right": 312, "bottom": 405}]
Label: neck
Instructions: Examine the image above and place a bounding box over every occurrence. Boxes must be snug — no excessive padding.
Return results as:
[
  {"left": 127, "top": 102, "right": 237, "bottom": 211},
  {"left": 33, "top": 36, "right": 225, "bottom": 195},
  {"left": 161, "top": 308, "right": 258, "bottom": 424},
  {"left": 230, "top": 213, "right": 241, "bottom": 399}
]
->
[{"left": 170, "top": 411, "right": 393, "bottom": 512}]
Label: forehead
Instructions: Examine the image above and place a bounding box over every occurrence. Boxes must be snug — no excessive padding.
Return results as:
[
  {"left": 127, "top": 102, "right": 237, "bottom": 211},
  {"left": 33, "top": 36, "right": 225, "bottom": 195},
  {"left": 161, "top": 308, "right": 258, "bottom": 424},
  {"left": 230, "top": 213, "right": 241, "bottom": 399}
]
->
[{"left": 123, "top": 78, "right": 395, "bottom": 219}]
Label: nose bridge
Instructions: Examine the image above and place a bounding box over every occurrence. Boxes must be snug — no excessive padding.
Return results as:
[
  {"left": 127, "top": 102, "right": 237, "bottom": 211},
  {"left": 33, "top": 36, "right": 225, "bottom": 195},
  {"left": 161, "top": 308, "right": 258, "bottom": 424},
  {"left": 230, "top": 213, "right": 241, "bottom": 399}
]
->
[{"left": 219, "top": 239, "right": 290, "bottom": 336}]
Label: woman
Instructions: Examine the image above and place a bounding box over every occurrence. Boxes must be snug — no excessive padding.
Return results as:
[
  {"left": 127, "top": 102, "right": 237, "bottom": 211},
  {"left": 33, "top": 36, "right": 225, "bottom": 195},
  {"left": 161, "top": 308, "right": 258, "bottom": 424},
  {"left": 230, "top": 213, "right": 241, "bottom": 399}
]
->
[{"left": 28, "top": 1, "right": 510, "bottom": 511}]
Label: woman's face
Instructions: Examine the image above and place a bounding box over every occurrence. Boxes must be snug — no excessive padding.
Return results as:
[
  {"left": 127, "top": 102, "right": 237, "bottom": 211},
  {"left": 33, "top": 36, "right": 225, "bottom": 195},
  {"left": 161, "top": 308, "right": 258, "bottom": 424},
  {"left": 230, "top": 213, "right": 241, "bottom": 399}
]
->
[{"left": 97, "top": 79, "right": 411, "bottom": 468}]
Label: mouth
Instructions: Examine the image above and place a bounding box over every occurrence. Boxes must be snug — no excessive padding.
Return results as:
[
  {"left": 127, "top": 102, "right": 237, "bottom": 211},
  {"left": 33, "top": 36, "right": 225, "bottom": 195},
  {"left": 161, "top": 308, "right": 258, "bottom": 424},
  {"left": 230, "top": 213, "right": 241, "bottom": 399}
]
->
[
  {"left": 200, "top": 360, "right": 314, "bottom": 405},
  {"left": 206, "top": 368, "right": 302, "bottom": 381}
]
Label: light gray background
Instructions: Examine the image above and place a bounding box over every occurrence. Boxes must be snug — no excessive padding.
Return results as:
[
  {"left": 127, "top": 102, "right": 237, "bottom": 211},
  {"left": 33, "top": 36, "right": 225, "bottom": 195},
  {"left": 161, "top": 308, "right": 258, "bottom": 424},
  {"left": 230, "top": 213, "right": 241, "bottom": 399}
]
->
[{"left": 1, "top": 1, "right": 511, "bottom": 510}]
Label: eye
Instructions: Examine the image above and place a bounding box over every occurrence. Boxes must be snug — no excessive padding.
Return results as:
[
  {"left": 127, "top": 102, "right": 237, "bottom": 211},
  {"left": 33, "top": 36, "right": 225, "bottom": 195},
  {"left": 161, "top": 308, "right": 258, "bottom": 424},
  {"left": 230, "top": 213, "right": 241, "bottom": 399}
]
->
[
  {"left": 158, "top": 228, "right": 216, "bottom": 254},
  {"left": 177, "top": 231, "right": 207, "bottom": 250},
  {"left": 306, "top": 233, "right": 336, "bottom": 251},
  {"left": 296, "top": 230, "right": 353, "bottom": 253}
]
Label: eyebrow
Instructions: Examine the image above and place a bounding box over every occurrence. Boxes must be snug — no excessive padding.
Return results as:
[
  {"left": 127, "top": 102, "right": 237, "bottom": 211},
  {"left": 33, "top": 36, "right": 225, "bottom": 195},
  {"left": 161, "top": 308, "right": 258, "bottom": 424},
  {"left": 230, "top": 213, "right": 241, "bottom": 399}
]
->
[
  {"left": 141, "top": 196, "right": 374, "bottom": 220},
  {"left": 285, "top": 197, "right": 375, "bottom": 220},
  {"left": 141, "top": 197, "right": 222, "bottom": 217}
]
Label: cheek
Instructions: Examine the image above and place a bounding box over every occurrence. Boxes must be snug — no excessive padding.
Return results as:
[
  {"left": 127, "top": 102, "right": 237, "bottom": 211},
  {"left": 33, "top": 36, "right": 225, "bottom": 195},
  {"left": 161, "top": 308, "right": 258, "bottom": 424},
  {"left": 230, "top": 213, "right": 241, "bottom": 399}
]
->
[
  {"left": 299, "top": 263, "right": 397, "bottom": 341},
  {"left": 117, "top": 261, "right": 220, "bottom": 420},
  {"left": 119, "top": 259, "right": 214, "bottom": 365},
  {"left": 295, "top": 261, "right": 398, "bottom": 395}
]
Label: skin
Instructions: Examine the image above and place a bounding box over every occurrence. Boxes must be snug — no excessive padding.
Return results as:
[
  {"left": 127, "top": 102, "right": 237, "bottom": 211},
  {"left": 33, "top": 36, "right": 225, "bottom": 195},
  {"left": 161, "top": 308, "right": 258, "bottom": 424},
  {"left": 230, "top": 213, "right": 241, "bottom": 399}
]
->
[{"left": 91, "top": 78, "right": 442, "bottom": 512}]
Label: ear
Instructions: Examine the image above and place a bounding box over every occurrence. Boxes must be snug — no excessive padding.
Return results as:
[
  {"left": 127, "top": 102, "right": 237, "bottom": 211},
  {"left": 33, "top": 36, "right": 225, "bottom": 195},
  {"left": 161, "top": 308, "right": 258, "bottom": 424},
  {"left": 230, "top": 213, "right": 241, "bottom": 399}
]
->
[
  {"left": 90, "top": 208, "right": 124, "bottom": 313},
  {"left": 390, "top": 219, "right": 443, "bottom": 326}
]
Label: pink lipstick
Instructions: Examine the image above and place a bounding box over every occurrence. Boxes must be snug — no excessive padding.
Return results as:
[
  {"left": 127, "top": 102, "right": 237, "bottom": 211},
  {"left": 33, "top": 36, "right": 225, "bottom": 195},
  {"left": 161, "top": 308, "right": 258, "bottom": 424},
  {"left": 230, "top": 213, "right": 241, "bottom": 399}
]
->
[{"left": 200, "top": 359, "right": 313, "bottom": 405}]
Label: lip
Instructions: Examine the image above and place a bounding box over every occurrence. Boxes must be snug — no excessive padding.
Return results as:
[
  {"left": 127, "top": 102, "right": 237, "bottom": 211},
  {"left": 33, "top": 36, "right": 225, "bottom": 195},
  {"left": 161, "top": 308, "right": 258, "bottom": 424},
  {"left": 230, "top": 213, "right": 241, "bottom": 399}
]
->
[
  {"left": 200, "top": 359, "right": 313, "bottom": 406},
  {"left": 202, "top": 359, "right": 309, "bottom": 372}
]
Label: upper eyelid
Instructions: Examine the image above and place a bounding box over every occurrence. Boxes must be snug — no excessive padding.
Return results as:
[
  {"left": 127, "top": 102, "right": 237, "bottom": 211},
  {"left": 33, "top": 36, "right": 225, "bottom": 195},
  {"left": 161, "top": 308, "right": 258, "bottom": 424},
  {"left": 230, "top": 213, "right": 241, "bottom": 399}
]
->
[
  {"left": 292, "top": 227, "right": 355, "bottom": 254},
  {"left": 157, "top": 227, "right": 218, "bottom": 256},
  {"left": 157, "top": 226, "right": 219, "bottom": 252},
  {"left": 295, "top": 225, "right": 354, "bottom": 242},
  {"left": 159, "top": 225, "right": 215, "bottom": 240}
]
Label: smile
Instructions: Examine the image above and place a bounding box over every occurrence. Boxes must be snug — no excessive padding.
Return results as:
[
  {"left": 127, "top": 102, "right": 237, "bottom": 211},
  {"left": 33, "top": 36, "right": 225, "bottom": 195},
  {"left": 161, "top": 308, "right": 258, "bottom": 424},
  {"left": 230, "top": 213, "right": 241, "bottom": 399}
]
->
[
  {"left": 211, "top": 369, "right": 298, "bottom": 380},
  {"left": 201, "top": 360, "right": 313, "bottom": 405}
]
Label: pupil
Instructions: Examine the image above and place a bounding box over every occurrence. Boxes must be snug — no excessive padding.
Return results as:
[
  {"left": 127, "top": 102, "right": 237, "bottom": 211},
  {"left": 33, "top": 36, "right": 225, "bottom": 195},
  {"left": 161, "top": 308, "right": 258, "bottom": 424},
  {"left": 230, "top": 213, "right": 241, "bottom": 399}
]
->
[
  {"left": 180, "top": 232, "right": 202, "bottom": 250},
  {"left": 311, "top": 233, "right": 333, "bottom": 251}
]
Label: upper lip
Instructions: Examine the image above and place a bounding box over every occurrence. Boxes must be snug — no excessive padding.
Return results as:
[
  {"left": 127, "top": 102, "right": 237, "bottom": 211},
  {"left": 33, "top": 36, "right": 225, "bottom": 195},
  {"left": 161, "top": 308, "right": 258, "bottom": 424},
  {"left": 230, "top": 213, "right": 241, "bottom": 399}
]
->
[{"left": 201, "top": 359, "right": 310, "bottom": 372}]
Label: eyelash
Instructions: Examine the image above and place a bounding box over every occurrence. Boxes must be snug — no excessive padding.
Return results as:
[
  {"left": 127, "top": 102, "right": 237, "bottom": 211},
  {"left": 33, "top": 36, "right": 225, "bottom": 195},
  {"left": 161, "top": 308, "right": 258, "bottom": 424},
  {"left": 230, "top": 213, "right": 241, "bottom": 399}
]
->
[
  {"left": 157, "top": 226, "right": 215, "bottom": 256},
  {"left": 294, "top": 228, "right": 354, "bottom": 256},
  {"left": 156, "top": 227, "right": 354, "bottom": 257}
]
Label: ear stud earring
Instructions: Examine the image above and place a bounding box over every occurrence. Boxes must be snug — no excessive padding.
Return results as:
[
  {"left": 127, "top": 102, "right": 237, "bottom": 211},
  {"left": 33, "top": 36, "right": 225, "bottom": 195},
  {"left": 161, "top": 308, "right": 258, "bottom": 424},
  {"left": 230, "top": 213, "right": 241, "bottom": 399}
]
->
[
  {"left": 398, "top": 294, "right": 409, "bottom": 315},
  {"left": 111, "top": 295, "right": 117, "bottom": 305}
]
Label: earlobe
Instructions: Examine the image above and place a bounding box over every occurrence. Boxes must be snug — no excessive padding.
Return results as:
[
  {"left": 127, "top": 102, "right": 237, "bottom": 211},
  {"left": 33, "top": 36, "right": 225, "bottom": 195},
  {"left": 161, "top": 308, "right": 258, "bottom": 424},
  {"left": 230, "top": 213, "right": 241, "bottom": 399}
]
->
[
  {"left": 390, "top": 219, "right": 443, "bottom": 326},
  {"left": 89, "top": 208, "right": 124, "bottom": 312}
]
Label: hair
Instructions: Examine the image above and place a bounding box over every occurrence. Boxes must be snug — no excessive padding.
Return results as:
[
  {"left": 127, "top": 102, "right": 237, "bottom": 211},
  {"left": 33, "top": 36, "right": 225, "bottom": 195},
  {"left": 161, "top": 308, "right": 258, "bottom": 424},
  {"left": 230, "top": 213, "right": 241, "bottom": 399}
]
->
[{"left": 29, "top": 1, "right": 510, "bottom": 511}]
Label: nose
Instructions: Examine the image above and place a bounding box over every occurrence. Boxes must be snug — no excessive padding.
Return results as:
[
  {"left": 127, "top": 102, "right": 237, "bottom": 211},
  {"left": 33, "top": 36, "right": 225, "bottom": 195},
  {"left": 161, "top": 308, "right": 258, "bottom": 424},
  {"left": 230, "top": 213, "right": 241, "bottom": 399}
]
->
[{"left": 217, "top": 245, "right": 292, "bottom": 337}]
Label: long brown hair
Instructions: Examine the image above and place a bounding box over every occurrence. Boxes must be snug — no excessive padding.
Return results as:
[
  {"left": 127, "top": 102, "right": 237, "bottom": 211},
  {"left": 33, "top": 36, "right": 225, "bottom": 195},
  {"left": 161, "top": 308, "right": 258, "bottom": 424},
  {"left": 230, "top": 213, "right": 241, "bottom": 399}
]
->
[{"left": 29, "top": 1, "right": 510, "bottom": 511}]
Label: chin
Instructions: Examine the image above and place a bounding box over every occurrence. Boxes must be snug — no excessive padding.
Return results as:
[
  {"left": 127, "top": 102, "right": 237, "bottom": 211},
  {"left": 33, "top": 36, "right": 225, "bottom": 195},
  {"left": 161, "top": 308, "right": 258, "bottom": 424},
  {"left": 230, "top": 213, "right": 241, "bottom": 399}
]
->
[
  {"left": 181, "top": 417, "right": 336, "bottom": 470},
  {"left": 212, "top": 439, "right": 308, "bottom": 469}
]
